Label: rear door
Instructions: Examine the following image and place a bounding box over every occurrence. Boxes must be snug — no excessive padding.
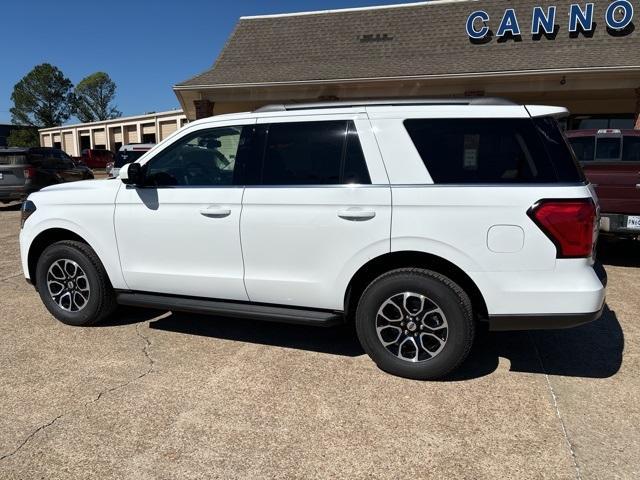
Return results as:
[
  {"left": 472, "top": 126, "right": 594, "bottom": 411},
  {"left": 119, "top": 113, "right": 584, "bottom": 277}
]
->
[{"left": 240, "top": 114, "right": 391, "bottom": 310}]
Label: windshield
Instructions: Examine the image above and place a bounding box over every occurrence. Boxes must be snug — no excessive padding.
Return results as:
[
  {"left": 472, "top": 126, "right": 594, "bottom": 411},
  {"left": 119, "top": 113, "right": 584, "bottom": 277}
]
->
[{"left": 114, "top": 149, "right": 149, "bottom": 168}]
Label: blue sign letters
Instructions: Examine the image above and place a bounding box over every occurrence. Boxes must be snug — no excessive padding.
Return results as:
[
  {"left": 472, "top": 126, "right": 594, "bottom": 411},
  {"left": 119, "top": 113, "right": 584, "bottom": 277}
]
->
[
  {"left": 531, "top": 6, "right": 557, "bottom": 35},
  {"left": 496, "top": 9, "right": 522, "bottom": 36},
  {"left": 466, "top": 2, "right": 634, "bottom": 40},
  {"left": 568, "top": 3, "right": 594, "bottom": 32},
  {"left": 466, "top": 10, "right": 490, "bottom": 39},
  {"left": 606, "top": 0, "right": 634, "bottom": 29}
]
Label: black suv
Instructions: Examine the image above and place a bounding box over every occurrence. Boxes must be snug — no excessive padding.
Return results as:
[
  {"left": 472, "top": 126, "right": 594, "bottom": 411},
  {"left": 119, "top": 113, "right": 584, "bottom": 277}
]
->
[{"left": 0, "top": 147, "right": 93, "bottom": 203}]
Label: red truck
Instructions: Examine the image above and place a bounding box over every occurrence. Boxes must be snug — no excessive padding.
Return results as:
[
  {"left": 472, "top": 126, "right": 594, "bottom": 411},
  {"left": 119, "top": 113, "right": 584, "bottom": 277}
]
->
[
  {"left": 76, "top": 148, "right": 115, "bottom": 169},
  {"left": 566, "top": 129, "right": 640, "bottom": 238}
]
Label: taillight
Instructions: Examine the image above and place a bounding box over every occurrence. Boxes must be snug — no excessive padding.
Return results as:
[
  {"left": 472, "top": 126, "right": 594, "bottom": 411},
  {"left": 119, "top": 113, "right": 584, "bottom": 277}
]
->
[
  {"left": 528, "top": 199, "right": 596, "bottom": 258},
  {"left": 24, "top": 167, "right": 36, "bottom": 179}
]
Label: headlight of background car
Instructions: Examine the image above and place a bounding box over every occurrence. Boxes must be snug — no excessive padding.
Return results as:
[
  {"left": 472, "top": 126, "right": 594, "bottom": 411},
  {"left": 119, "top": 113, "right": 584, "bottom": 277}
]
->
[{"left": 21, "top": 200, "right": 36, "bottom": 228}]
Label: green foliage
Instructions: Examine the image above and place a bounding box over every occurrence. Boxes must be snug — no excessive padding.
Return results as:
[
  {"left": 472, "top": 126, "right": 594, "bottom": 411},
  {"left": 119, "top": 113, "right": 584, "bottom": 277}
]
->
[
  {"left": 72, "top": 72, "right": 121, "bottom": 123},
  {"left": 10, "top": 63, "right": 73, "bottom": 128},
  {"left": 7, "top": 128, "right": 39, "bottom": 148}
]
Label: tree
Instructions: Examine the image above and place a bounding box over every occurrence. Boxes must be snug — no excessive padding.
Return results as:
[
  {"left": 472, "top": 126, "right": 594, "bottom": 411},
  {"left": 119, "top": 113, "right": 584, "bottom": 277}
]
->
[
  {"left": 10, "top": 63, "right": 73, "bottom": 128},
  {"left": 7, "top": 128, "right": 39, "bottom": 148},
  {"left": 71, "top": 72, "right": 121, "bottom": 122}
]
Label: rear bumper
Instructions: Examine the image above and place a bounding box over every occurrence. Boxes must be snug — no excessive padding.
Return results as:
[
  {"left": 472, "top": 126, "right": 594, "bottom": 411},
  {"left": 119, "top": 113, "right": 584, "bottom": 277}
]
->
[
  {"left": 486, "top": 261, "right": 607, "bottom": 331},
  {"left": 488, "top": 304, "right": 604, "bottom": 331},
  {"left": 600, "top": 213, "right": 640, "bottom": 236}
]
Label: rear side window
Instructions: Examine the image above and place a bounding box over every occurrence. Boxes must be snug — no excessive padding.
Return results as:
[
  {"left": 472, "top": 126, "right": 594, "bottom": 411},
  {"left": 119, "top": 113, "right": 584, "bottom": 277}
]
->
[
  {"left": 595, "top": 138, "right": 621, "bottom": 161},
  {"left": 568, "top": 136, "right": 595, "bottom": 162},
  {"left": 622, "top": 136, "right": 640, "bottom": 162},
  {"left": 260, "top": 121, "right": 370, "bottom": 185},
  {"left": 404, "top": 118, "right": 583, "bottom": 184}
]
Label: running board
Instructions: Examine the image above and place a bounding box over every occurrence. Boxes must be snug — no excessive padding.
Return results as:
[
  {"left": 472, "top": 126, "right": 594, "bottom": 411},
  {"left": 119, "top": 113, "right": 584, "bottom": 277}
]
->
[{"left": 116, "top": 292, "right": 344, "bottom": 327}]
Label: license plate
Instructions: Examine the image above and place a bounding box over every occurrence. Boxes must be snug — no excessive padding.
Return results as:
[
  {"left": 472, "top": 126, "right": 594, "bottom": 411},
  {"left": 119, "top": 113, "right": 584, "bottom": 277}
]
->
[{"left": 627, "top": 216, "right": 640, "bottom": 229}]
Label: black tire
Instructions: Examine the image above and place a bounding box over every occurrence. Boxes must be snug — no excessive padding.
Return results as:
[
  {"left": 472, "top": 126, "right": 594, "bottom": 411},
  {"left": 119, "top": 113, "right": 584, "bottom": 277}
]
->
[
  {"left": 355, "top": 268, "right": 474, "bottom": 380},
  {"left": 35, "top": 240, "right": 116, "bottom": 326}
]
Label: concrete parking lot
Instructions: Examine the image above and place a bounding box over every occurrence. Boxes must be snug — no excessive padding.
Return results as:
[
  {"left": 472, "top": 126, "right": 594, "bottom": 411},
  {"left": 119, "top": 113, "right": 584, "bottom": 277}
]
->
[{"left": 0, "top": 201, "right": 638, "bottom": 479}]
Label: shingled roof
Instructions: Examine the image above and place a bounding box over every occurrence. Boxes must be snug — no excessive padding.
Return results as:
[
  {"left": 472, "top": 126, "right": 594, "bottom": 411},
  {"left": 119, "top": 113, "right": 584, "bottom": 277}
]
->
[{"left": 176, "top": 0, "right": 639, "bottom": 88}]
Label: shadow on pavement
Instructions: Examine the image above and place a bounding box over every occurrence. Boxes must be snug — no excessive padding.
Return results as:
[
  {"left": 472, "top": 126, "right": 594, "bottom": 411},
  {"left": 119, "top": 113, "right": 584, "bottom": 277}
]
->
[
  {"left": 104, "top": 304, "right": 623, "bottom": 380},
  {"left": 448, "top": 305, "right": 623, "bottom": 381},
  {"left": 597, "top": 236, "right": 640, "bottom": 268},
  {"left": 149, "top": 311, "right": 365, "bottom": 357}
]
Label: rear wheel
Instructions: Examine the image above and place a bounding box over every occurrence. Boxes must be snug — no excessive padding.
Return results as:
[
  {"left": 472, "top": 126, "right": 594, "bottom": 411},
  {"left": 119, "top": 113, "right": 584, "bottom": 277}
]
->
[
  {"left": 355, "top": 268, "right": 474, "bottom": 380},
  {"left": 35, "top": 240, "right": 116, "bottom": 326}
]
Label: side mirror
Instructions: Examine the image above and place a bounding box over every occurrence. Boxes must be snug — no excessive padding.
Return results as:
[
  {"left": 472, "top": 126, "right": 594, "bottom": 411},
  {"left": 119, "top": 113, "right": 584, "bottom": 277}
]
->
[{"left": 120, "top": 162, "right": 143, "bottom": 185}]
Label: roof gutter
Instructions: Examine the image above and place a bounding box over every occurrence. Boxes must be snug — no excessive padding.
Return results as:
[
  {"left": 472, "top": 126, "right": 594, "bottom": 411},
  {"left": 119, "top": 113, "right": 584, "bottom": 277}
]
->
[{"left": 173, "top": 65, "right": 640, "bottom": 91}]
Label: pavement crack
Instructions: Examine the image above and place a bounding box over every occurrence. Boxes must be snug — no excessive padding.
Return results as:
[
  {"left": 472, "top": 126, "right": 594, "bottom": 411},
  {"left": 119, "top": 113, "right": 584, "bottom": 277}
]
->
[
  {"left": 135, "top": 322, "right": 156, "bottom": 377},
  {"left": 530, "top": 333, "right": 582, "bottom": 480},
  {"left": 0, "top": 323, "right": 155, "bottom": 462},
  {"left": 0, "top": 414, "right": 64, "bottom": 461},
  {"left": 0, "top": 273, "right": 22, "bottom": 282}
]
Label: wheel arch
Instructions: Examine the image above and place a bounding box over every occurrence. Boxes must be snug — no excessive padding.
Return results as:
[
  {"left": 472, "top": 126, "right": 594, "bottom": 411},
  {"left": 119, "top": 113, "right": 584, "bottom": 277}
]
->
[
  {"left": 344, "top": 250, "right": 488, "bottom": 321},
  {"left": 27, "top": 228, "right": 90, "bottom": 283}
]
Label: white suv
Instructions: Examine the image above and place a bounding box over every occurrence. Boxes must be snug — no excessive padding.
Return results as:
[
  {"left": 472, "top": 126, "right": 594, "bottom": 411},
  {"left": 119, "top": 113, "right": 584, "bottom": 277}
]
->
[{"left": 19, "top": 99, "right": 606, "bottom": 379}]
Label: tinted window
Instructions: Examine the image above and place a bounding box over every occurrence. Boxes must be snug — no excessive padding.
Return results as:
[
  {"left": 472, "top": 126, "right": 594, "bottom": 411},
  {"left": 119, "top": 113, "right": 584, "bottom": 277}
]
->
[
  {"left": 144, "top": 127, "right": 245, "bottom": 186},
  {"left": 343, "top": 121, "right": 371, "bottom": 184},
  {"left": 114, "top": 149, "right": 149, "bottom": 168},
  {"left": 532, "top": 117, "right": 584, "bottom": 182},
  {"left": 261, "top": 121, "right": 370, "bottom": 185},
  {"left": 622, "top": 137, "right": 640, "bottom": 162},
  {"left": 568, "top": 137, "right": 595, "bottom": 162},
  {"left": 404, "top": 118, "right": 579, "bottom": 184},
  {"left": 53, "top": 150, "right": 75, "bottom": 169},
  {"left": 595, "top": 138, "right": 621, "bottom": 161}
]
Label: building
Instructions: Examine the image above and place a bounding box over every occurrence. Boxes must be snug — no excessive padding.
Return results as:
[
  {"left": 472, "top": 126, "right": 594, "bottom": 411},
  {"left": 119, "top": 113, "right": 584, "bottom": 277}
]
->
[
  {"left": 39, "top": 110, "right": 187, "bottom": 156},
  {"left": 173, "top": 0, "right": 640, "bottom": 129}
]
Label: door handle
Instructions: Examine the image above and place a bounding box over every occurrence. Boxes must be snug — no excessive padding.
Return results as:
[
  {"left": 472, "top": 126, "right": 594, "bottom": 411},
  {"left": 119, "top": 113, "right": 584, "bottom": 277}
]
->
[
  {"left": 200, "top": 206, "right": 231, "bottom": 218},
  {"left": 337, "top": 208, "right": 376, "bottom": 221}
]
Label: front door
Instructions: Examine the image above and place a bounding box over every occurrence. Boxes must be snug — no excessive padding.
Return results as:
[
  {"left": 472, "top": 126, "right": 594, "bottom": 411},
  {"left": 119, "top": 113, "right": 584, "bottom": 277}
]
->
[{"left": 115, "top": 119, "right": 255, "bottom": 300}]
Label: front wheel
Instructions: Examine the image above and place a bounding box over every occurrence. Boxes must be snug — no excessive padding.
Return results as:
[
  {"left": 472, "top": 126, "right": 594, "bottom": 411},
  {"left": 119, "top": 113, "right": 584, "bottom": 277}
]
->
[
  {"left": 355, "top": 268, "right": 474, "bottom": 380},
  {"left": 35, "top": 240, "right": 116, "bottom": 326}
]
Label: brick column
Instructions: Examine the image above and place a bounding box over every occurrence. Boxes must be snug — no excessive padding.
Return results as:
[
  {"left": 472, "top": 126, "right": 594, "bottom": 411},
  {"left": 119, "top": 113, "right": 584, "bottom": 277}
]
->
[{"left": 194, "top": 99, "right": 214, "bottom": 120}]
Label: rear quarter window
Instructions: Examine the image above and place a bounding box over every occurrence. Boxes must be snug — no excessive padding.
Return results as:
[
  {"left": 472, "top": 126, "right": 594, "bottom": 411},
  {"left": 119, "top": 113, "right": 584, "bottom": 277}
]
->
[
  {"left": 404, "top": 118, "right": 583, "bottom": 184},
  {"left": 622, "top": 136, "right": 640, "bottom": 162},
  {"left": 568, "top": 136, "right": 595, "bottom": 162}
]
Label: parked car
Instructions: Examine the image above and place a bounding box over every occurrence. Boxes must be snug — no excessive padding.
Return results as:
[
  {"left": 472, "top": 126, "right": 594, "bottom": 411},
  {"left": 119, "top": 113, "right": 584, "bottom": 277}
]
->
[
  {"left": 77, "top": 149, "right": 115, "bottom": 169},
  {"left": 0, "top": 147, "right": 94, "bottom": 204},
  {"left": 107, "top": 143, "right": 154, "bottom": 178},
  {"left": 566, "top": 129, "right": 640, "bottom": 238},
  {"left": 19, "top": 99, "right": 606, "bottom": 380}
]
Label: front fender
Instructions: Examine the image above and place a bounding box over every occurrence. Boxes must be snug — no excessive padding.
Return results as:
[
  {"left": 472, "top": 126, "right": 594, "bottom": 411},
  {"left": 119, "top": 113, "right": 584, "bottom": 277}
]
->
[{"left": 20, "top": 213, "right": 128, "bottom": 289}]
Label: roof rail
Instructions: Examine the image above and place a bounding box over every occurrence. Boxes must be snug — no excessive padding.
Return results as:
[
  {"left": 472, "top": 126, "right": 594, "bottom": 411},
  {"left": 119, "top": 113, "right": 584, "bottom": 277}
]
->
[{"left": 254, "top": 97, "right": 516, "bottom": 112}]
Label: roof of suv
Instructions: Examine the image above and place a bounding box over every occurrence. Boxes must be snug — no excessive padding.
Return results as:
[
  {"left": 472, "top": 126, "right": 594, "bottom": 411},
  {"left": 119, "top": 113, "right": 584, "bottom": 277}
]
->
[
  {"left": 254, "top": 97, "right": 516, "bottom": 112},
  {"left": 183, "top": 98, "right": 565, "bottom": 130}
]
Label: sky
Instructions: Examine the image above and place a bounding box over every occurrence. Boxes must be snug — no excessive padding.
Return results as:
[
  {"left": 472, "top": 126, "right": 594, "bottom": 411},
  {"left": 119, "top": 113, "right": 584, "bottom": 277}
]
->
[{"left": 0, "top": 0, "right": 419, "bottom": 124}]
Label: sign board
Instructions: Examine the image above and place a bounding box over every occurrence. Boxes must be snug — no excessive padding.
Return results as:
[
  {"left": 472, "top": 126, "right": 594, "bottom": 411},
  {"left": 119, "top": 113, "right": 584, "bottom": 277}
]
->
[{"left": 466, "top": 1, "right": 635, "bottom": 40}]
